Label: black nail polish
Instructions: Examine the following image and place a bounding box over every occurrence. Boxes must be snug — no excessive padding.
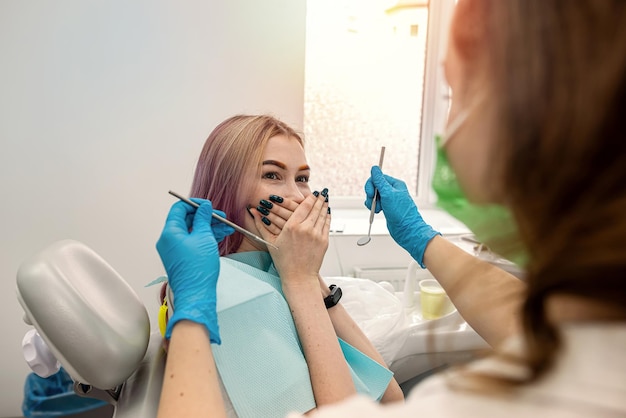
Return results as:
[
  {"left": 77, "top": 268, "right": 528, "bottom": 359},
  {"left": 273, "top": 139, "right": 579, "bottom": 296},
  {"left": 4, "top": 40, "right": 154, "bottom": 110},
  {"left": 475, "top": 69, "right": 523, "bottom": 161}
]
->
[
  {"left": 257, "top": 205, "right": 270, "bottom": 216},
  {"left": 261, "top": 217, "right": 271, "bottom": 226},
  {"left": 269, "top": 195, "right": 284, "bottom": 203},
  {"left": 259, "top": 199, "right": 273, "bottom": 209},
  {"left": 313, "top": 191, "right": 319, "bottom": 197},
  {"left": 328, "top": 207, "right": 331, "bottom": 214},
  {"left": 321, "top": 188, "right": 328, "bottom": 197},
  {"left": 246, "top": 204, "right": 254, "bottom": 219}
]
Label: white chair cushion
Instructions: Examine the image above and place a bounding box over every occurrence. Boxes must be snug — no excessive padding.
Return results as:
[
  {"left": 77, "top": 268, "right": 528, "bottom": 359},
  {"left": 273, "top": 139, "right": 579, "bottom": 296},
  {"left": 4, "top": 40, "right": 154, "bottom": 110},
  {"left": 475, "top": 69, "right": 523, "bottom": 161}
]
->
[{"left": 16, "top": 239, "right": 150, "bottom": 389}]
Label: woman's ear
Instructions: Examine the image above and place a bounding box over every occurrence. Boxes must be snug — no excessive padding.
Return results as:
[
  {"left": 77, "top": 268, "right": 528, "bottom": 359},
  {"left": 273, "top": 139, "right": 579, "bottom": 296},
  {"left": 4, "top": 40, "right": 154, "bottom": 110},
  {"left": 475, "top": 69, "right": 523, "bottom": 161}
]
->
[{"left": 450, "top": 0, "right": 489, "bottom": 60}]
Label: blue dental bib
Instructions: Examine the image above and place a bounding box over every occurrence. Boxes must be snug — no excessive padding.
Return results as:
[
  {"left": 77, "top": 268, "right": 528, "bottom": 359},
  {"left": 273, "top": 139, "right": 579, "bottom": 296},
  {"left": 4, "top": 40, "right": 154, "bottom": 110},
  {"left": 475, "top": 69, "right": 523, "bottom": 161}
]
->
[{"left": 211, "top": 251, "right": 393, "bottom": 417}]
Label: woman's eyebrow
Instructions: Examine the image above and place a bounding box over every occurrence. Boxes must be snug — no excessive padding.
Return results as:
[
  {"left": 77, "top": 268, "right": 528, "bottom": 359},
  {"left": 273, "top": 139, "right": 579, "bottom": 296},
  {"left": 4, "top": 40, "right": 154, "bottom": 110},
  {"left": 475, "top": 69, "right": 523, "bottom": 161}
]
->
[
  {"left": 262, "top": 160, "right": 311, "bottom": 172},
  {"left": 262, "top": 160, "right": 287, "bottom": 169}
]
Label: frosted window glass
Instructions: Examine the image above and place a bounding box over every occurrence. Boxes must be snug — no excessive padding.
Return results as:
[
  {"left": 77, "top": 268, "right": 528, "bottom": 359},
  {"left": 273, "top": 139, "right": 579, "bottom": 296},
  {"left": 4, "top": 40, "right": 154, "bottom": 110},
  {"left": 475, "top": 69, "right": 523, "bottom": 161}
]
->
[{"left": 304, "top": 1, "right": 429, "bottom": 196}]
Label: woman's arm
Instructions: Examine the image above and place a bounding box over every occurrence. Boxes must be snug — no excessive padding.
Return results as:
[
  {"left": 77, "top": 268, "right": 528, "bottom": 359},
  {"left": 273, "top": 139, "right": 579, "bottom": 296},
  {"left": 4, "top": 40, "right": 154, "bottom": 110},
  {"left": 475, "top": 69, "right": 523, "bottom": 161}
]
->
[
  {"left": 260, "top": 195, "right": 402, "bottom": 403},
  {"left": 423, "top": 235, "right": 525, "bottom": 347},
  {"left": 322, "top": 288, "right": 404, "bottom": 403},
  {"left": 365, "top": 167, "right": 525, "bottom": 348},
  {"left": 283, "top": 280, "right": 357, "bottom": 405},
  {"left": 157, "top": 321, "right": 226, "bottom": 418},
  {"left": 256, "top": 193, "right": 357, "bottom": 406},
  {"left": 154, "top": 199, "right": 235, "bottom": 417}
]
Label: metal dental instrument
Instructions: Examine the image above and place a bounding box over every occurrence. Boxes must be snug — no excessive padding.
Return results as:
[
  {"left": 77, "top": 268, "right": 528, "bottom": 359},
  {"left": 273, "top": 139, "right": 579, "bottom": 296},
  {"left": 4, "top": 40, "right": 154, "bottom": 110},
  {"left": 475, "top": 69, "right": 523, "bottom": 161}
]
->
[
  {"left": 168, "top": 190, "right": 278, "bottom": 250},
  {"left": 357, "top": 146, "right": 386, "bottom": 246}
]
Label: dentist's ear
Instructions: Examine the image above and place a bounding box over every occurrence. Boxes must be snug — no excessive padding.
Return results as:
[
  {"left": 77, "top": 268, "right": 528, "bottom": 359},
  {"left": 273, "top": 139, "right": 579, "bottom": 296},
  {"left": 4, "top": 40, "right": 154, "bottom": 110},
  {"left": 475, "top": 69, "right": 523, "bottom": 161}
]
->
[{"left": 450, "top": 0, "right": 490, "bottom": 60}]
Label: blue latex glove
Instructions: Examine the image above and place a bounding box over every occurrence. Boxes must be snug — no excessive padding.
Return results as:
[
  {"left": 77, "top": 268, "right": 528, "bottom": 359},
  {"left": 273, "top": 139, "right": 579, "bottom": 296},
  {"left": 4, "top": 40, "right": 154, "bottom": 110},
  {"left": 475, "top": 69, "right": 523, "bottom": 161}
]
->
[
  {"left": 364, "top": 166, "right": 440, "bottom": 268},
  {"left": 156, "top": 199, "right": 235, "bottom": 343}
]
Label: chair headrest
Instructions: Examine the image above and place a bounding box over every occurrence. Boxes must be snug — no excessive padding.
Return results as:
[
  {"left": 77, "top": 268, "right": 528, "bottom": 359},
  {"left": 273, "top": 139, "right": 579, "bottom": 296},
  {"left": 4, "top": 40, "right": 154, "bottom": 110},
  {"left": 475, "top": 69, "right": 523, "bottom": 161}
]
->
[{"left": 16, "top": 239, "right": 150, "bottom": 389}]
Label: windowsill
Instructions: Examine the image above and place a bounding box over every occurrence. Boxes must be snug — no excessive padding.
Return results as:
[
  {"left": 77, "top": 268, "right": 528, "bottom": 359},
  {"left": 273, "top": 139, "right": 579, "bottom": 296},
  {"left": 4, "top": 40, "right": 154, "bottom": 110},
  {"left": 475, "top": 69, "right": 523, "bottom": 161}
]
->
[
  {"left": 324, "top": 197, "right": 524, "bottom": 280},
  {"left": 328, "top": 197, "right": 470, "bottom": 236}
]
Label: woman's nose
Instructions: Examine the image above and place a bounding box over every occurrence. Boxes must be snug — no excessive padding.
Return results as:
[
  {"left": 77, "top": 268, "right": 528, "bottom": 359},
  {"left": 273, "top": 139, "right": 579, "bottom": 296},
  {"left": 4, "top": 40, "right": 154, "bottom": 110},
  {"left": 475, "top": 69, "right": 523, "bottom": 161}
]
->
[{"left": 283, "top": 181, "right": 307, "bottom": 203}]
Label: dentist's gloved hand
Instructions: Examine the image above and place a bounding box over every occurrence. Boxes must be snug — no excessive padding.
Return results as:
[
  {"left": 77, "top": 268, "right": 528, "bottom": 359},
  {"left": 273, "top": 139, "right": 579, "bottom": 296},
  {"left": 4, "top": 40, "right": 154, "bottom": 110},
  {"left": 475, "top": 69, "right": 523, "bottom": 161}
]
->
[
  {"left": 364, "top": 166, "right": 440, "bottom": 268},
  {"left": 156, "top": 199, "right": 235, "bottom": 344}
]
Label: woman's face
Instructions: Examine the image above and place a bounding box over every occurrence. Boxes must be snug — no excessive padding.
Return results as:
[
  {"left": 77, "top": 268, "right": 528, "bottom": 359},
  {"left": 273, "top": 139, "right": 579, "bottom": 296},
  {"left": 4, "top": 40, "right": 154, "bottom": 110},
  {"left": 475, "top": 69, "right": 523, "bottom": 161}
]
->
[{"left": 239, "top": 134, "right": 311, "bottom": 251}]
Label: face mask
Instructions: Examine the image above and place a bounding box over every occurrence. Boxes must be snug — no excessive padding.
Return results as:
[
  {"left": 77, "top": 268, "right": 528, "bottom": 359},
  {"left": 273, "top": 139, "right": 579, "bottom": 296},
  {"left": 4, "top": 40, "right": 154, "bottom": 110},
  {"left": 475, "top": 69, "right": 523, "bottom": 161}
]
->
[{"left": 432, "top": 106, "right": 528, "bottom": 267}]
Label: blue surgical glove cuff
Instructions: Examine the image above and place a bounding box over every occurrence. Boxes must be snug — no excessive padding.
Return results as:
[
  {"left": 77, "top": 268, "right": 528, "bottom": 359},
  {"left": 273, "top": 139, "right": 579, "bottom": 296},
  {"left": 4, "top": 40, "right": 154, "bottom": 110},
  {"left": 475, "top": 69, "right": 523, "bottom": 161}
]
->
[
  {"left": 165, "top": 303, "right": 221, "bottom": 345},
  {"left": 409, "top": 227, "right": 441, "bottom": 268}
]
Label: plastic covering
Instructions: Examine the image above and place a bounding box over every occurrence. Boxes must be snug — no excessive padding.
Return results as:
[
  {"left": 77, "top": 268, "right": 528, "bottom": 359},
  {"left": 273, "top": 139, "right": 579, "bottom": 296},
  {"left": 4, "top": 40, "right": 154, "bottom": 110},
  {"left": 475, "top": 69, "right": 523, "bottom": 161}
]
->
[{"left": 323, "top": 276, "right": 409, "bottom": 365}]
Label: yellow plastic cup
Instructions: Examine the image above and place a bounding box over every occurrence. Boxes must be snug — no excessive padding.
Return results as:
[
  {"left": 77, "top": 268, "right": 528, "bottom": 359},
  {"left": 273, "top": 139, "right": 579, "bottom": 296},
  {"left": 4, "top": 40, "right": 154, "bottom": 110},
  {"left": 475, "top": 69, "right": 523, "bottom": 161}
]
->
[{"left": 419, "top": 279, "right": 448, "bottom": 320}]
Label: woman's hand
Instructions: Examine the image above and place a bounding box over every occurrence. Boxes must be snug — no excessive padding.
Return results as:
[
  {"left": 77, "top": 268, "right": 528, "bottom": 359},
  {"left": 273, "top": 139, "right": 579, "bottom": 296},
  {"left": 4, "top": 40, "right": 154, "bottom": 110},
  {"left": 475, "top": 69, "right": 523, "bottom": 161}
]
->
[
  {"left": 254, "top": 190, "right": 330, "bottom": 288},
  {"left": 252, "top": 194, "right": 300, "bottom": 235},
  {"left": 255, "top": 194, "right": 335, "bottom": 299},
  {"left": 254, "top": 190, "right": 356, "bottom": 405}
]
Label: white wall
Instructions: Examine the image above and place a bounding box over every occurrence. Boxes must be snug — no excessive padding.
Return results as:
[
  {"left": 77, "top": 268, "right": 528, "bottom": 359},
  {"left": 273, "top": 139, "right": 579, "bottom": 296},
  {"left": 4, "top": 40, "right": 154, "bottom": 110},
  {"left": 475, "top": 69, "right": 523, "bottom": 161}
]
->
[{"left": 0, "top": 1, "right": 305, "bottom": 416}]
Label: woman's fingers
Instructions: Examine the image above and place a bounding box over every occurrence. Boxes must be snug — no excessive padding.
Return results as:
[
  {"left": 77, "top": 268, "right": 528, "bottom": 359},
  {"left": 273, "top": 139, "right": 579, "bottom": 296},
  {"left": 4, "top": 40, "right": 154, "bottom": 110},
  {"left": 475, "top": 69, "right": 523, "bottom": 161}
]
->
[
  {"left": 260, "top": 197, "right": 297, "bottom": 230},
  {"left": 257, "top": 190, "right": 330, "bottom": 283},
  {"left": 249, "top": 207, "right": 281, "bottom": 240},
  {"left": 251, "top": 189, "right": 330, "bottom": 251},
  {"left": 268, "top": 197, "right": 299, "bottom": 220},
  {"left": 288, "top": 194, "right": 316, "bottom": 224},
  {"left": 312, "top": 193, "right": 329, "bottom": 230},
  {"left": 283, "top": 190, "right": 329, "bottom": 230}
]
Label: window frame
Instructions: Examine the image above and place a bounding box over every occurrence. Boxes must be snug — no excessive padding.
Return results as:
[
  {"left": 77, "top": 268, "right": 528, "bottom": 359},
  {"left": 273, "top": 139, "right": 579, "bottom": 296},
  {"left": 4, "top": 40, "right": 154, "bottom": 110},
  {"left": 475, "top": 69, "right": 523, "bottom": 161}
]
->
[
  {"left": 323, "top": 0, "right": 457, "bottom": 210},
  {"left": 416, "top": 0, "right": 456, "bottom": 206}
]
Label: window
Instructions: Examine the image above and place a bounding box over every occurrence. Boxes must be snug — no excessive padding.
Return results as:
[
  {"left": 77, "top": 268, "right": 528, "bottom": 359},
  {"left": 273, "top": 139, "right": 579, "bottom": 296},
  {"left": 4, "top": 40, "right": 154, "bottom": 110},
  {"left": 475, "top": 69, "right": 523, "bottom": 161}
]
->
[{"left": 304, "top": 0, "right": 455, "bottom": 204}]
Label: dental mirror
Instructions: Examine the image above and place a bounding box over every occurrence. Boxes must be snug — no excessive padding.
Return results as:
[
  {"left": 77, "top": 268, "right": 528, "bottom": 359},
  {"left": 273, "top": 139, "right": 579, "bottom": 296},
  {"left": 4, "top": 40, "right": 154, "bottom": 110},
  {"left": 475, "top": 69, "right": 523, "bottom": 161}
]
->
[{"left": 357, "top": 146, "right": 386, "bottom": 246}]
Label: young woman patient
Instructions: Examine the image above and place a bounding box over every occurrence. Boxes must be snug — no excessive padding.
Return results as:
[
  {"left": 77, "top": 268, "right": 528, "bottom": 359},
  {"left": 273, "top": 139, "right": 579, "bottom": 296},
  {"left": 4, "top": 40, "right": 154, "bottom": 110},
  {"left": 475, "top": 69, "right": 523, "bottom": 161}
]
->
[{"left": 159, "top": 114, "right": 403, "bottom": 417}]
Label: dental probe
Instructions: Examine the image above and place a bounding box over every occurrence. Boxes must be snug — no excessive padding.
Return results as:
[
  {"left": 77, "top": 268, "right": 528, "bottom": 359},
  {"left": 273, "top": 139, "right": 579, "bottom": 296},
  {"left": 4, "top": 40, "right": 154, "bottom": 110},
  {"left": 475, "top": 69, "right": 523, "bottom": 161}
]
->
[
  {"left": 357, "top": 146, "right": 386, "bottom": 246},
  {"left": 168, "top": 190, "right": 278, "bottom": 250}
]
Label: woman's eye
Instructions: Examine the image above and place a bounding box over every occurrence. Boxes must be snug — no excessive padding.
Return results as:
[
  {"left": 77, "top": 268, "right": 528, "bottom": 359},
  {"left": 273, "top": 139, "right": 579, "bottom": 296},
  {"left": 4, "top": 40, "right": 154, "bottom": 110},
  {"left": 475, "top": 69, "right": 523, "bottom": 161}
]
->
[
  {"left": 296, "top": 175, "right": 309, "bottom": 183},
  {"left": 263, "top": 172, "right": 279, "bottom": 180}
]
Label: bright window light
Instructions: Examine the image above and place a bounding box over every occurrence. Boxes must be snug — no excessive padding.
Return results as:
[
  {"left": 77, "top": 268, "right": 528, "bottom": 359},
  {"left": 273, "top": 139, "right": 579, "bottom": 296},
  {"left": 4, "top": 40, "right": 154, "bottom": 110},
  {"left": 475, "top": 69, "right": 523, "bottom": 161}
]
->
[{"left": 304, "top": 0, "right": 430, "bottom": 197}]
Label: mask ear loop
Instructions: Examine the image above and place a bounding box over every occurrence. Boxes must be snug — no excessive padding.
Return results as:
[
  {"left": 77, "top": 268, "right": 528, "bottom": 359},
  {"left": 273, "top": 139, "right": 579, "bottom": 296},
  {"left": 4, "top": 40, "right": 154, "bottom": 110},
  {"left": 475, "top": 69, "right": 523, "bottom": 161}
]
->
[
  {"left": 439, "top": 107, "right": 472, "bottom": 148},
  {"left": 439, "top": 93, "right": 487, "bottom": 148}
]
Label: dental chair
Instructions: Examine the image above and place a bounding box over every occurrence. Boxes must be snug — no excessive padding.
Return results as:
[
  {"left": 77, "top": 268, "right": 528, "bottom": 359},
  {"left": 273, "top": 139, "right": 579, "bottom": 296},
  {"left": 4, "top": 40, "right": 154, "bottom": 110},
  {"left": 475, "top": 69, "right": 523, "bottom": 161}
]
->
[{"left": 17, "top": 239, "right": 166, "bottom": 417}]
